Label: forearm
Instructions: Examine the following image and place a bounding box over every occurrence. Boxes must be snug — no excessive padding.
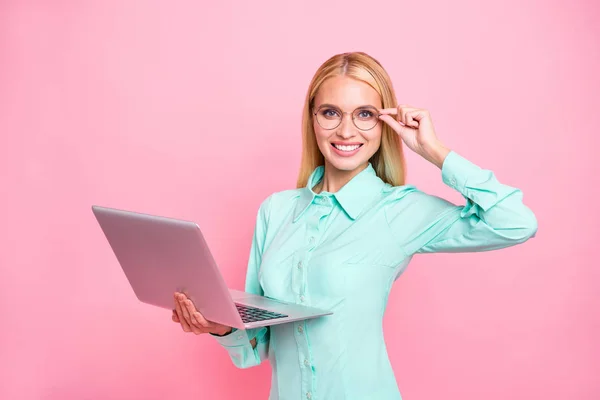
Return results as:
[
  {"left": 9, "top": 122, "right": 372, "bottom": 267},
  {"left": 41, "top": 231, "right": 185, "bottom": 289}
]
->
[{"left": 411, "top": 150, "right": 537, "bottom": 254}]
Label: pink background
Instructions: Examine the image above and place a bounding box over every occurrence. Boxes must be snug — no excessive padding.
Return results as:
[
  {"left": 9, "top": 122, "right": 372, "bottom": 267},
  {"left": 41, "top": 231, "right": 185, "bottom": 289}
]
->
[{"left": 1, "top": 1, "right": 598, "bottom": 399}]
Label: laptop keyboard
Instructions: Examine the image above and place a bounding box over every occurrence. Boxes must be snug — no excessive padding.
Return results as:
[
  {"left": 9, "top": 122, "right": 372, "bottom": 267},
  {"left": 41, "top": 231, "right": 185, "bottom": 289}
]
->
[{"left": 235, "top": 303, "right": 288, "bottom": 323}]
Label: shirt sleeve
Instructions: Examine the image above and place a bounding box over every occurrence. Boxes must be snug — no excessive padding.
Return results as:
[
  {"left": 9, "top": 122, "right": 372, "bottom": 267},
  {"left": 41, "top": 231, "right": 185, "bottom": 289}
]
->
[
  {"left": 210, "top": 195, "right": 272, "bottom": 368},
  {"left": 387, "top": 150, "right": 538, "bottom": 255}
]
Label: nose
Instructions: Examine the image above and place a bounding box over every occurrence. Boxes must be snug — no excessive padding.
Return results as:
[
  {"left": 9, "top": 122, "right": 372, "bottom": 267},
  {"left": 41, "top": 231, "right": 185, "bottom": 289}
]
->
[{"left": 336, "top": 113, "right": 355, "bottom": 139}]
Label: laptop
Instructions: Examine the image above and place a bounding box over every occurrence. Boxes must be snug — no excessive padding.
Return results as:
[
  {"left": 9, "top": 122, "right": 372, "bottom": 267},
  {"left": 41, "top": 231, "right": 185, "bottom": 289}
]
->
[{"left": 91, "top": 205, "right": 332, "bottom": 330}]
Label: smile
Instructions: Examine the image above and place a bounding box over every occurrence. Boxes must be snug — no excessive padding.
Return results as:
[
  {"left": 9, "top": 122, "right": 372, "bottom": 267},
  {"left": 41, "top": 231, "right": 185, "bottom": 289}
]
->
[{"left": 331, "top": 143, "right": 363, "bottom": 152}]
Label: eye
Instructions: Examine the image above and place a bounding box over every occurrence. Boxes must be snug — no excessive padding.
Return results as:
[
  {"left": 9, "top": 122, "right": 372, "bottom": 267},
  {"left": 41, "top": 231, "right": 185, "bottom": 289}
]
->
[
  {"left": 320, "top": 108, "right": 340, "bottom": 119},
  {"left": 356, "top": 109, "right": 375, "bottom": 119}
]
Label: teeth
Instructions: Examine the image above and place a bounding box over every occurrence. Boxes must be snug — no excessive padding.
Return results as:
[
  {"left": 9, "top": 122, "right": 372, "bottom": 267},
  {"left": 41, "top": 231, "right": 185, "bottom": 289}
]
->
[{"left": 333, "top": 144, "right": 361, "bottom": 152}]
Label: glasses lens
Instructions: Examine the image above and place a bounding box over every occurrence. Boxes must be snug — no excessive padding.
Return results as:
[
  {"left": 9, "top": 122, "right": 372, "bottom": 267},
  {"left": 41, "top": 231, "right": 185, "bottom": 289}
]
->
[
  {"left": 316, "top": 106, "right": 341, "bottom": 130},
  {"left": 353, "top": 107, "right": 378, "bottom": 130}
]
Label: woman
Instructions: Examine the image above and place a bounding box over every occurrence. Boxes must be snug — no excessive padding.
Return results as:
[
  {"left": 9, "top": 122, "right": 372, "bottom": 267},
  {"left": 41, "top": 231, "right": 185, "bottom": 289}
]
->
[{"left": 172, "top": 52, "right": 537, "bottom": 399}]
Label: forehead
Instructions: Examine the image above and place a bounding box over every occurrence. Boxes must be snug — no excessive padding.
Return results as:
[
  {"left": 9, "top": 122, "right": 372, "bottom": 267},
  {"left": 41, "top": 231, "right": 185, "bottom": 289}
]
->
[{"left": 314, "top": 75, "right": 381, "bottom": 109}]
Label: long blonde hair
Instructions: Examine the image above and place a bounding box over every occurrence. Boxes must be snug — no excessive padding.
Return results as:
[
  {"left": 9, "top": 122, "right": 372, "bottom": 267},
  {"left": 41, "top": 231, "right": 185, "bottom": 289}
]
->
[{"left": 296, "top": 52, "right": 406, "bottom": 188}]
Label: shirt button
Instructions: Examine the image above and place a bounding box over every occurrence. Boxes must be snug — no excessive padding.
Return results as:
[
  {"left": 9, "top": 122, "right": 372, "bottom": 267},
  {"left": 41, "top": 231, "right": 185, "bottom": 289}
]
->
[
  {"left": 304, "top": 359, "right": 310, "bottom": 366},
  {"left": 298, "top": 325, "right": 304, "bottom": 333},
  {"left": 308, "top": 236, "right": 315, "bottom": 245},
  {"left": 300, "top": 295, "right": 305, "bottom": 302},
  {"left": 297, "top": 261, "right": 303, "bottom": 269},
  {"left": 450, "top": 177, "right": 457, "bottom": 186},
  {"left": 237, "top": 334, "right": 244, "bottom": 340},
  {"left": 306, "top": 392, "right": 312, "bottom": 399}
]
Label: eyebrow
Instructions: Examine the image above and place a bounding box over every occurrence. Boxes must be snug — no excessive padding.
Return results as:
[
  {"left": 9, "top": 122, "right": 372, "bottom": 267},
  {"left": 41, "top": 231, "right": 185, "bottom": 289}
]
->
[{"left": 316, "top": 103, "right": 379, "bottom": 110}]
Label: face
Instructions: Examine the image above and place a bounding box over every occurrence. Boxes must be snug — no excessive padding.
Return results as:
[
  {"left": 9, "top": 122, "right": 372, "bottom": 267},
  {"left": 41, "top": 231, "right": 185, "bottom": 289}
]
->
[{"left": 312, "top": 75, "right": 383, "bottom": 175}]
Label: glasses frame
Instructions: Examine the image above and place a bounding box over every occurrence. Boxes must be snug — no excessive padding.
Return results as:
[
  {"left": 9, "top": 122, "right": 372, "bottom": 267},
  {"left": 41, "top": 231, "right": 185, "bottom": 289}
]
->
[{"left": 312, "top": 104, "right": 382, "bottom": 131}]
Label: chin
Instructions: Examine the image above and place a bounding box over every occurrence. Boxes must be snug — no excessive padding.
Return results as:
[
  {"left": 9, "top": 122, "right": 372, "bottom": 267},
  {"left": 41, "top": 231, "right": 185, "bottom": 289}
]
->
[{"left": 324, "top": 153, "right": 370, "bottom": 172}]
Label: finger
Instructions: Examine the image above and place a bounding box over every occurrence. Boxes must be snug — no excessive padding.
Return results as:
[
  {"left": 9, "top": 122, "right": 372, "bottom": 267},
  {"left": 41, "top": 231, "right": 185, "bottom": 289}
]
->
[
  {"left": 193, "top": 310, "right": 216, "bottom": 330},
  {"left": 189, "top": 321, "right": 207, "bottom": 335},
  {"left": 405, "top": 111, "right": 420, "bottom": 128},
  {"left": 400, "top": 106, "right": 417, "bottom": 126},
  {"left": 378, "top": 108, "right": 398, "bottom": 115},
  {"left": 397, "top": 103, "right": 411, "bottom": 116},
  {"left": 174, "top": 293, "right": 191, "bottom": 332},
  {"left": 178, "top": 297, "right": 194, "bottom": 326},
  {"left": 183, "top": 299, "right": 210, "bottom": 335},
  {"left": 172, "top": 309, "right": 180, "bottom": 323},
  {"left": 397, "top": 105, "right": 408, "bottom": 124},
  {"left": 180, "top": 298, "right": 206, "bottom": 334},
  {"left": 407, "top": 110, "right": 431, "bottom": 130},
  {"left": 410, "top": 109, "right": 429, "bottom": 121},
  {"left": 174, "top": 294, "right": 187, "bottom": 326},
  {"left": 183, "top": 299, "right": 209, "bottom": 329},
  {"left": 379, "top": 114, "right": 409, "bottom": 135}
]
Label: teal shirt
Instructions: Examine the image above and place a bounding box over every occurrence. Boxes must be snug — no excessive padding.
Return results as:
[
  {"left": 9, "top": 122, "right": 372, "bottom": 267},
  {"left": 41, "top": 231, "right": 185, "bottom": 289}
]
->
[{"left": 213, "top": 151, "right": 537, "bottom": 400}]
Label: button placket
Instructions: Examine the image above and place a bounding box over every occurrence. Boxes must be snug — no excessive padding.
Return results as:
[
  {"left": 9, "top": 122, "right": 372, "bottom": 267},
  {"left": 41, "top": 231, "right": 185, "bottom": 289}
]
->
[
  {"left": 295, "top": 329, "right": 313, "bottom": 400},
  {"left": 291, "top": 253, "right": 305, "bottom": 296},
  {"left": 293, "top": 197, "right": 329, "bottom": 399},
  {"left": 307, "top": 197, "right": 332, "bottom": 250},
  {"left": 302, "top": 207, "right": 322, "bottom": 303}
]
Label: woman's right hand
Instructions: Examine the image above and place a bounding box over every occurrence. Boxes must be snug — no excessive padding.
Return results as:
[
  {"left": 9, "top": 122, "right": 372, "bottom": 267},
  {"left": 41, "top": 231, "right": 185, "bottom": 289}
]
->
[{"left": 172, "top": 292, "right": 233, "bottom": 336}]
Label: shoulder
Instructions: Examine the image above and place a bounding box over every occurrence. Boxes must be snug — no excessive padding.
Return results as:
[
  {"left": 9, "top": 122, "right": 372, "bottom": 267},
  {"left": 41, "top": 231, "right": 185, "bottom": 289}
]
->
[
  {"left": 255, "top": 188, "right": 304, "bottom": 218},
  {"left": 381, "top": 183, "right": 420, "bottom": 204},
  {"left": 381, "top": 183, "right": 454, "bottom": 216},
  {"left": 259, "top": 188, "right": 303, "bottom": 209}
]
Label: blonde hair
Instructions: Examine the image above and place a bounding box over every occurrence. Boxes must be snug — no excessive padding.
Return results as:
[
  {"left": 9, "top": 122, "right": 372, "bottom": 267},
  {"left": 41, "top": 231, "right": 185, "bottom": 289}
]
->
[{"left": 296, "top": 52, "right": 406, "bottom": 188}]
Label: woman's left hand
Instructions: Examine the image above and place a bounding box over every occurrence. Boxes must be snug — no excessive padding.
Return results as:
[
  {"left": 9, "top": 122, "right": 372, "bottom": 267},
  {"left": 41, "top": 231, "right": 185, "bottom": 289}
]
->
[{"left": 378, "top": 105, "right": 450, "bottom": 168}]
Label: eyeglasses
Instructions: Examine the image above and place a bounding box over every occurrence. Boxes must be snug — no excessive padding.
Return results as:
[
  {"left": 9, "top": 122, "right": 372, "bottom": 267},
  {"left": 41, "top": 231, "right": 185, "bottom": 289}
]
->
[{"left": 313, "top": 104, "right": 381, "bottom": 131}]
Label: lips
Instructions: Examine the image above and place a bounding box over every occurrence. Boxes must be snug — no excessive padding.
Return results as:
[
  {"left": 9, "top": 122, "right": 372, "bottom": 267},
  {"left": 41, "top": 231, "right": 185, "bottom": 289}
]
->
[
  {"left": 330, "top": 142, "right": 363, "bottom": 157},
  {"left": 331, "top": 143, "right": 363, "bottom": 152}
]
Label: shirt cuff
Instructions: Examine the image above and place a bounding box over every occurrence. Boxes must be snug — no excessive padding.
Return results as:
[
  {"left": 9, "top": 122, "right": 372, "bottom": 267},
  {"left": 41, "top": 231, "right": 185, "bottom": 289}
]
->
[
  {"left": 211, "top": 328, "right": 250, "bottom": 347},
  {"left": 441, "top": 150, "right": 481, "bottom": 193}
]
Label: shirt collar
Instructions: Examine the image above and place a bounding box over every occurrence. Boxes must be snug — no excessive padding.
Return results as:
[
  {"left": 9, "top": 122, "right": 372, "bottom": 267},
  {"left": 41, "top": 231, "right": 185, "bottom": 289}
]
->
[{"left": 293, "top": 163, "right": 386, "bottom": 222}]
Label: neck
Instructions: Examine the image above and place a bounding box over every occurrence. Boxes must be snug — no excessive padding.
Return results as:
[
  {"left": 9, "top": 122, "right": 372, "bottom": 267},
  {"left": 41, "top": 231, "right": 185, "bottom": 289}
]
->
[{"left": 314, "top": 162, "right": 369, "bottom": 193}]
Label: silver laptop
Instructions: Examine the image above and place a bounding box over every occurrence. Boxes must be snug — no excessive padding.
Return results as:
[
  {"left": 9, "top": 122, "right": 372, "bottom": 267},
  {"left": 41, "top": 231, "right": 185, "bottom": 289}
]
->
[{"left": 91, "top": 205, "right": 332, "bottom": 330}]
